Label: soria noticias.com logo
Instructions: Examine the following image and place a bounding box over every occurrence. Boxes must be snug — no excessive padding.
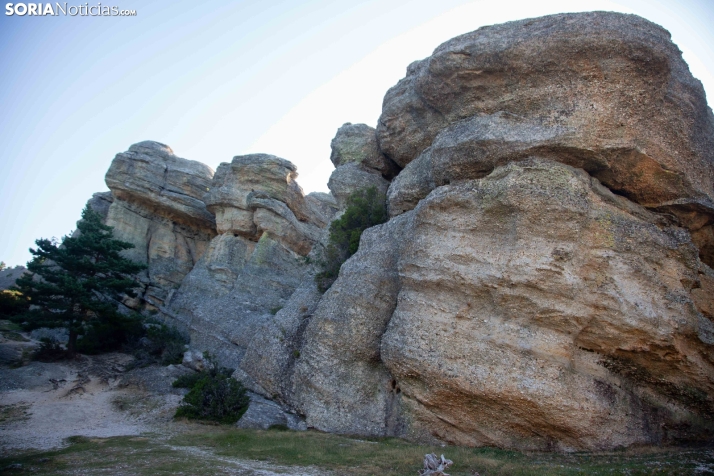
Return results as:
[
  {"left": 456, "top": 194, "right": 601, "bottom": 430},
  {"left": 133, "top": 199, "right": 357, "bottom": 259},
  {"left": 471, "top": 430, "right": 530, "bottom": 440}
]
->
[{"left": 5, "top": 3, "right": 136, "bottom": 16}]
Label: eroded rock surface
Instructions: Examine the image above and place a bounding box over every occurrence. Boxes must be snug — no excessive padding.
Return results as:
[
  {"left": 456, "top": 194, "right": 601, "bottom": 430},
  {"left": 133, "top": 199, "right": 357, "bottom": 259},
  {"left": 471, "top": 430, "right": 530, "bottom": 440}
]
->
[
  {"left": 103, "top": 141, "right": 216, "bottom": 308},
  {"left": 106, "top": 141, "right": 215, "bottom": 229},
  {"left": 79, "top": 11, "right": 714, "bottom": 453},
  {"left": 288, "top": 159, "right": 714, "bottom": 450},
  {"left": 378, "top": 12, "right": 714, "bottom": 263},
  {"left": 330, "top": 123, "right": 400, "bottom": 178},
  {"left": 161, "top": 154, "right": 335, "bottom": 368}
]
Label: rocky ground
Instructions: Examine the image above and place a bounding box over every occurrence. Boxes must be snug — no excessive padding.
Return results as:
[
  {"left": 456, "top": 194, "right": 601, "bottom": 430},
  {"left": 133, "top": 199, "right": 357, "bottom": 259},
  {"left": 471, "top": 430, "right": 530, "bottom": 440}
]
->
[{"left": 0, "top": 340, "right": 330, "bottom": 475}]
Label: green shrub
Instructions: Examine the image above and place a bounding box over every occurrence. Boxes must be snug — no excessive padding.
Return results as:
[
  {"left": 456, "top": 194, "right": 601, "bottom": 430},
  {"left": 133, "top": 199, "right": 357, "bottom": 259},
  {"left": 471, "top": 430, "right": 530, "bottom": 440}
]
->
[
  {"left": 144, "top": 322, "right": 188, "bottom": 365},
  {"left": 125, "top": 319, "right": 188, "bottom": 367},
  {"left": 172, "top": 372, "right": 203, "bottom": 389},
  {"left": 34, "top": 338, "right": 67, "bottom": 362},
  {"left": 315, "top": 186, "right": 387, "bottom": 292},
  {"left": 14, "top": 205, "right": 146, "bottom": 355},
  {"left": 173, "top": 354, "right": 249, "bottom": 424},
  {"left": 76, "top": 312, "right": 144, "bottom": 355}
]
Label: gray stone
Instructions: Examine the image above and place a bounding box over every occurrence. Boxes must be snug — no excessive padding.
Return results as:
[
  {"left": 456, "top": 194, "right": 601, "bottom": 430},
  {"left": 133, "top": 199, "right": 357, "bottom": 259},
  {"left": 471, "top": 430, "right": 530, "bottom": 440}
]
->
[
  {"left": 103, "top": 142, "right": 217, "bottom": 309},
  {"left": 105, "top": 141, "right": 215, "bottom": 229},
  {"left": 377, "top": 12, "right": 714, "bottom": 263},
  {"left": 327, "top": 163, "right": 390, "bottom": 209},
  {"left": 330, "top": 123, "right": 400, "bottom": 178},
  {"left": 30, "top": 328, "right": 69, "bottom": 344},
  {"left": 182, "top": 350, "right": 207, "bottom": 372},
  {"left": 0, "top": 266, "right": 27, "bottom": 290},
  {"left": 86, "top": 191, "right": 114, "bottom": 221},
  {"left": 237, "top": 392, "right": 306, "bottom": 431}
]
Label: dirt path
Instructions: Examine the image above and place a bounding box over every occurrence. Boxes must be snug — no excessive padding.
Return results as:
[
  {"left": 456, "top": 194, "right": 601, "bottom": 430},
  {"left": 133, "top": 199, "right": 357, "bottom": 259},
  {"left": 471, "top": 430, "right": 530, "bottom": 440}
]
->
[
  {"left": 0, "top": 355, "right": 333, "bottom": 475},
  {"left": 0, "top": 355, "right": 175, "bottom": 452}
]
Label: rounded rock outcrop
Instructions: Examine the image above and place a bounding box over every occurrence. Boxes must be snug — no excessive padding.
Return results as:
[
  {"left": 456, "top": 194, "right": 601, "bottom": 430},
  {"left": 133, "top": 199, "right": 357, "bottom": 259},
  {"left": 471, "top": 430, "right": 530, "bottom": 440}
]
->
[{"left": 378, "top": 12, "right": 714, "bottom": 263}]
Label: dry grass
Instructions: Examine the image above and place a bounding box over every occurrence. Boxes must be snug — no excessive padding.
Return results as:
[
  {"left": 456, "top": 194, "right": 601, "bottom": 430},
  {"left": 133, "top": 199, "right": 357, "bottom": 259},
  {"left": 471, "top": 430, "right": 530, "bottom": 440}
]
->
[{"left": 2, "top": 427, "right": 713, "bottom": 475}]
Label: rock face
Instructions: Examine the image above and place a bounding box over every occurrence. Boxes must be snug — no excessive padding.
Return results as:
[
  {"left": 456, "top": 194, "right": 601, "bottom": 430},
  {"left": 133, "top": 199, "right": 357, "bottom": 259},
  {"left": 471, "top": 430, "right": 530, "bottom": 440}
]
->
[
  {"left": 204, "top": 154, "right": 324, "bottom": 255},
  {"left": 103, "top": 141, "right": 217, "bottom": 309},
  {"left": 0, "top": 266, "right": 27, "bottom": 291},
  {"left": 260, "top": 159, "right": 714, "bottom": 450},
  {"left": 160, "top": 154, "right": 336, "bottom": 368},
  {"left": 235, "top": 12, "right": 714, "bottom": 451},
  {"left": 378, "top": 12, "right": 714, "bottom": 266},
  {"left": 327, "top": 124, "right": 392, "bottom": 209},
  {"left": 330, "top": 123, "right": 400, "bottom": 178},
  {"left": 237, "top": 392, "right": 307, "bottom": 431},
  {"left": 82, "top": 11, "right": 714, "bottom": 453},
  {"left": 105, "top": 141, "right": 215, "bottom": 229}
]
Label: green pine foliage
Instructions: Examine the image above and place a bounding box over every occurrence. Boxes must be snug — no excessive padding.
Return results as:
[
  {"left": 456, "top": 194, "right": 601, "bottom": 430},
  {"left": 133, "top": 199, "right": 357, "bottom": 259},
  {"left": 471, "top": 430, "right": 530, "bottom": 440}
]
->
[
  {"left": 315, "top": 186, "right": 387, "bottom": 292},
  {"left": 13, "top": 205, "right": 146, "bottom": 355},
  {"left": 173, "top": 354, "right": 249, "bottom": 424},
  {"left": 126, "top": 320, "right": 189, "bottom": 367}
]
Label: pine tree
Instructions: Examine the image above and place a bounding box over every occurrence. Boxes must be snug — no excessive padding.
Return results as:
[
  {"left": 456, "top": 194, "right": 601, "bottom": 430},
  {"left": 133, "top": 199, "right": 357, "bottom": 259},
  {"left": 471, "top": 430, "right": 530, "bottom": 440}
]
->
[{"left": 14, "top": 206, "right": 146, "bottom": 354}]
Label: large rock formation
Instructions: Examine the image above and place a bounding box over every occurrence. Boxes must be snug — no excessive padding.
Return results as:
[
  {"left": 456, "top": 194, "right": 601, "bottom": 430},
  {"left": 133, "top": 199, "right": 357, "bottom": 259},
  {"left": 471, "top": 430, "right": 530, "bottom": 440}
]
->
[
  {"left": 82, "top": 11, "right": 714, "bottom": 452},
  {"left": 164, "top": 167, "right": 335, "bottom": 368},
  {"left": 378, "top": 12, "right": 714, "bottom": 267},
  {"left": 237, "top": 12, "right": 714, "bottom": 450},
  {"left": 103, "top": 141, "right": 216, "bottom": 309},
  {"left": 327, "top": 124, "right": 392, "bottom": 209}
]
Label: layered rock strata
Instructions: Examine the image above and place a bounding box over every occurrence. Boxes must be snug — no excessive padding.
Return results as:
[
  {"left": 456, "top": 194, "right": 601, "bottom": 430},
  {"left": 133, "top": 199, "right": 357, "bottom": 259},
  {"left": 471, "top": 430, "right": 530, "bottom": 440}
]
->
[
  {"left": 158, "top": 154, "right": 335, "bottom": 368},
  {"left": 104, "top": 141, "right": 216, "bottom": 309},
  {"left": 378, "top": 11, "right": 714, "bottom": 266},
  {"left": 99, "top": 143, "right": 336, "bottom": 368}
]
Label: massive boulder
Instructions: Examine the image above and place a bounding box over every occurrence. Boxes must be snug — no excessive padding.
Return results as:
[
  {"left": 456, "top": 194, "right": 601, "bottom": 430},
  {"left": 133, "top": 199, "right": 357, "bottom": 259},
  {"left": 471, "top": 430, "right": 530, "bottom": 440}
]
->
[
  {"left": 105, "top": 141, "right": 215, "bottom": 229},
  {"left": 103, "top": 141, "right": 216, "bottom": 308},
  {"left": 82, "top": 11, "right": 714, "bottom": 453},
  {"left": 236, "top": 12, "right": 714, "bottom": 451},
  {"left": 288, "top": 159, "right": 714, "bottom": 450},
  {"left": 204, "top": 154, "right": 324, "bottom": 255},
  {"left": 378, "top": 11, "right": 714, "bottom": 265}
]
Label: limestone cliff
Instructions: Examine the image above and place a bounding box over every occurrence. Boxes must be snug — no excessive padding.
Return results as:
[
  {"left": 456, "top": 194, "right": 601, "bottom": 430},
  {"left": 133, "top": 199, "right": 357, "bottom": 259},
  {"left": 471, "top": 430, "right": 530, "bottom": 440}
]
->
[{"left": 84, "top": 11, "right": 714, "bottom": 451}]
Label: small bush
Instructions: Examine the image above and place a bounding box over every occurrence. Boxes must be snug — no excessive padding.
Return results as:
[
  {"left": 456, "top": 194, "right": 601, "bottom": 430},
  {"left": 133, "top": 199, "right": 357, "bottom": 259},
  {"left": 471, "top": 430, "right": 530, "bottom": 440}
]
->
[
  {"left": 315, "top": 186, "right": 387, "bottom": 292},
  {"left": 173, "top": 354, "right": 249, "bottom": 424},
  {"left": 76, "top": 313, "right": 144, "bottom": 355},
  {"left": 34, "top": 338, "right": 68, "bottom": 362},
  {"left": 124, "top": 319, "right": 188, "bottom": 367},
  {"left": 172, "top": 372, "right": 203, "bottom": 389}
]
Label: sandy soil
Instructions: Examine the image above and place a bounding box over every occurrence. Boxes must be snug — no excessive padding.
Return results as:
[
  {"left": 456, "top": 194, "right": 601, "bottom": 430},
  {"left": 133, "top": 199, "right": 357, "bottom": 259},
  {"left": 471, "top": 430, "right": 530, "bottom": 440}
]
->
[
  {"left": 0, "top": 354, "right": 180, "bottom": 452},
  {"left": 0, "top": 352, "right": 332, "bottom": 476}
]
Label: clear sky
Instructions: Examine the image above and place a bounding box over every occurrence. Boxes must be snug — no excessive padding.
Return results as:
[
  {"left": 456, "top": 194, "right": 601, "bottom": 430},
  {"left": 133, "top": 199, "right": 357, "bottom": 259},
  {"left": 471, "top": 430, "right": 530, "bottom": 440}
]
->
[{"left": 1, "top": 0, "right": 713, "bottom": 267}]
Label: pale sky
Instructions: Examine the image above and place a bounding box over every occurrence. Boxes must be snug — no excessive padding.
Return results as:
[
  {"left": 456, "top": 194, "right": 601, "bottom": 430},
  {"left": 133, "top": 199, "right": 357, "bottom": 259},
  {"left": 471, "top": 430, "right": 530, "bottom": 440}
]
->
[{"left": 1, "top": 0, "right": 713, "bottom": 266}]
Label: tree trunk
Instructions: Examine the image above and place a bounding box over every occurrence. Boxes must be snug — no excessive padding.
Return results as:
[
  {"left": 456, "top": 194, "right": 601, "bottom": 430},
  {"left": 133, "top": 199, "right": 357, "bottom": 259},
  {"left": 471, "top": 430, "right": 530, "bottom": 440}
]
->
[{"left": 67, "top": 326, "right": 77, "bottom": 355}]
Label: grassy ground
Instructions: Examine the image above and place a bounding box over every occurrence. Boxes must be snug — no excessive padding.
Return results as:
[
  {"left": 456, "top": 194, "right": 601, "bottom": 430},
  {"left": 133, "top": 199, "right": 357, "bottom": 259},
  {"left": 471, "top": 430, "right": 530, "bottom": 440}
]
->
[
  {"left": 1, "top": 426, "right": 713, "bottom": 475},
  {"left": 0, "top": 320, "right": 28, "bottom": 342}
]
